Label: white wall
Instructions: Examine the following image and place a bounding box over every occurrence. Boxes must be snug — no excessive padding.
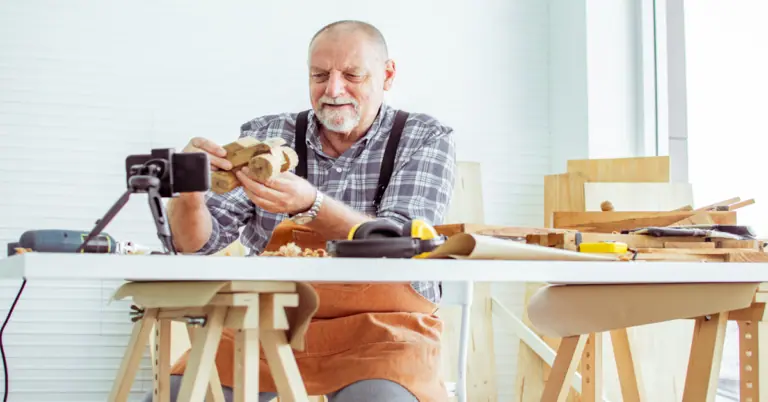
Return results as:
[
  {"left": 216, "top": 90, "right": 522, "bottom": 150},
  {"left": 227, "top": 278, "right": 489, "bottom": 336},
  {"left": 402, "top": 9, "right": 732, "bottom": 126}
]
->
[
  {"left": 549, "top": 0, "right": 646, "bottom": 173},
  {"left": 0, "top": 0, "right": 552, "bottom": 401}
]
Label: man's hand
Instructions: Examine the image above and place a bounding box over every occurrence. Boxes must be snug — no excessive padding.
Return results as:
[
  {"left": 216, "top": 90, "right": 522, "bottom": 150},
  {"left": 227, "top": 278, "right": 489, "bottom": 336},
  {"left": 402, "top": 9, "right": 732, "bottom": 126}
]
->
[
  {"left": 236, "top": 168, "right": 317, "bottom": 215},
  {"left": 182, "top": 137, "right": 233, "bottom": 171}
]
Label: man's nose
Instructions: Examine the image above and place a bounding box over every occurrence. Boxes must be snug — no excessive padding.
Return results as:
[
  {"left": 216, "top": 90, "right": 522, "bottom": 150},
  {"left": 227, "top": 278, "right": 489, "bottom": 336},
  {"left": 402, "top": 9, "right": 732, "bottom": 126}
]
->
[{"left": 324, "top": 72, "right": 346, "bottom": 98}]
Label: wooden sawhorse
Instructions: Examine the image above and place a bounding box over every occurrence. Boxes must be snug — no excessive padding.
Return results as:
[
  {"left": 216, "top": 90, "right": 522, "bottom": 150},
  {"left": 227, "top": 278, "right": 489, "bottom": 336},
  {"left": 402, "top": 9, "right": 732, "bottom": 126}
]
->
[
  {"left": 527, "top": 282, "right": 766, "bottom": 402},
  {"left": 107, "top": 280, "right": 318, "bottom": 402}
]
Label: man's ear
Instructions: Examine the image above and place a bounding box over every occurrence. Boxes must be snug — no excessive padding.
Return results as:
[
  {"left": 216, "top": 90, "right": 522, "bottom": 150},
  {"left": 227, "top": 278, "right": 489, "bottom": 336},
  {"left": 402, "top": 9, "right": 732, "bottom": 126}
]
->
[{"left": 383, "top": 59, "right": 396, "bottom": 91}]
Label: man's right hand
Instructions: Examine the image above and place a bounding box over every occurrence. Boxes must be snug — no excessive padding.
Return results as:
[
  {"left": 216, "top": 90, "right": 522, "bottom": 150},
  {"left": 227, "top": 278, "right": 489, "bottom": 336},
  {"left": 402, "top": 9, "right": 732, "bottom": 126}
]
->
[{"left": 182, "top": 137, "right": 233, "bottom": 171}]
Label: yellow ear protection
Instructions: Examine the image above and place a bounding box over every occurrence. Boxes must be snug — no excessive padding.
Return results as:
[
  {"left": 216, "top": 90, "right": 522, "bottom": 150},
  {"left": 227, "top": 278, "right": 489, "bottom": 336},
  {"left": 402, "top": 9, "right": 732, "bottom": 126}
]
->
[{"left": 327, "top": 219, "right": 446, "bottom": 259}]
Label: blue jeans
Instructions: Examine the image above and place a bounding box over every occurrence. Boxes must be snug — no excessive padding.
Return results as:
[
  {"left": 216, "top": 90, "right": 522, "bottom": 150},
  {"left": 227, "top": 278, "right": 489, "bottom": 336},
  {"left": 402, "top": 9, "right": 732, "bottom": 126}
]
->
[{"left": 141, "top": 374, "right": 418, "bottom": 401}]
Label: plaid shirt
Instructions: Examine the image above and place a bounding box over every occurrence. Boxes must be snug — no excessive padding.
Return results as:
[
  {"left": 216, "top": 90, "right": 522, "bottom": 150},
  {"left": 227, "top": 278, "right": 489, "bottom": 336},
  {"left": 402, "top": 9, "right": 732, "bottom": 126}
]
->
[{"left": 196, "top": 103, "right": 456, "bottom": 304}]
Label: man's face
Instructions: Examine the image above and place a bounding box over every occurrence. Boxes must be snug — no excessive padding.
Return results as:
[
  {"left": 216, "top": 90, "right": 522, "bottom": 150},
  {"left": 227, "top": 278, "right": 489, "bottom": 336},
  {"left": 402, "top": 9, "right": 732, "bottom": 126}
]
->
[{"left": 308, "top": 30, "right": 394, "bottom": 135}]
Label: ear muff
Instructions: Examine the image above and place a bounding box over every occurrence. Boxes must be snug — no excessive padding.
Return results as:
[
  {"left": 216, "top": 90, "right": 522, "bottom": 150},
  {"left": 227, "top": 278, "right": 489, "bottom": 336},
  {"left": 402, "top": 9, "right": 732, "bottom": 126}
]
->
[
  {"left": 350, "top": 219, "right": 402, "bottom": 240},
  {"left": 403, "top": 219, "right": 439, "bottom": 240}
]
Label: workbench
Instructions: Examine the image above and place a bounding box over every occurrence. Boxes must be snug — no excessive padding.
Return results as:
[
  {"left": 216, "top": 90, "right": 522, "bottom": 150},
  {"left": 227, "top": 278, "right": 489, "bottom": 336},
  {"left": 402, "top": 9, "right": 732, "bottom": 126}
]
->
[{"left": 2, "top": 252, "right": 768, "bottom": 402}]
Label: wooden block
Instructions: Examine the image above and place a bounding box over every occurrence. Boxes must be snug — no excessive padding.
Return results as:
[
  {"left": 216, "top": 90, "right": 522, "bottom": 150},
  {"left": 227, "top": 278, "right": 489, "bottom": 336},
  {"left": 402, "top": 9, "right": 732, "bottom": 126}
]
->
[
  {"left": 229, "top": 143, "right": 274, "bottom": 168},
  {"left": 248, "top": 152, "right": 283, "bottom": 182},
  {"left": 716, "top": 240, "right": 761, "bottom": 250},
  {"left": 567, "top": 156, "right": 670, "bottom": 183},
  {"left": 552, "top": 211, "right": 737, "bottom": 233},
  {"left": 726, "top": 252, "right": 768, "bottom": 262},
  {"left": 259, "top": 294, "right": 299, "bottom": 330},
  {"left": 223, "top": 137, "right": 261, "bottom": 154},
  {"left": 220, "top": 281, "right": 297, "bottom": 293},
  {"left": 211, "top": 170, "right": 241, "bottom": 194},
  {"left": 278, "top": 146, "right": 299, "bottom": 172}
]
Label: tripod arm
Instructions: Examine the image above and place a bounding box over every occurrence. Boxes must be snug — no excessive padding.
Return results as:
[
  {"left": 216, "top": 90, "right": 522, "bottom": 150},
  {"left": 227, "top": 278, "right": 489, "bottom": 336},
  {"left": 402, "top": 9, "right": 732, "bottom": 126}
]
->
[
  {"left": 147, "top": 186, "right": 177, "bottom": 255},
  {"left": 76, "top": 189, "right": 133, "bottom": 253}
]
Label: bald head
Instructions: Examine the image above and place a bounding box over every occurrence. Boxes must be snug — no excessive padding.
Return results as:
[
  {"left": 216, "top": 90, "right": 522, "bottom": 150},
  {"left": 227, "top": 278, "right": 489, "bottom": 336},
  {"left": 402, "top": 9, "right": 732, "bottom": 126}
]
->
[
  {"left": 309, "top": 20, "right": 389, "bottom": 61},
  {"left": 307, "top": 20, "right": 397, "bottom": 138}
]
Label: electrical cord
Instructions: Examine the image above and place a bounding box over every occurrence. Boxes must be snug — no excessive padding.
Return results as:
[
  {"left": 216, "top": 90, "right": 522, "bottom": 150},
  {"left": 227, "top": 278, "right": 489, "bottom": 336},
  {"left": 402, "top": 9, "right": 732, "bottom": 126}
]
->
[{"left": 0, "top": 278, "right": 26, "bottom": 402}]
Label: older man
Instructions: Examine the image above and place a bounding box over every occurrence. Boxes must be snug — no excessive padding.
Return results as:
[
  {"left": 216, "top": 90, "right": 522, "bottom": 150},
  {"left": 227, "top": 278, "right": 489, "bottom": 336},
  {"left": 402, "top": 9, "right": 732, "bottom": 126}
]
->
[{"left": 155, "top": 20, "right": 456, "bottom": 402}]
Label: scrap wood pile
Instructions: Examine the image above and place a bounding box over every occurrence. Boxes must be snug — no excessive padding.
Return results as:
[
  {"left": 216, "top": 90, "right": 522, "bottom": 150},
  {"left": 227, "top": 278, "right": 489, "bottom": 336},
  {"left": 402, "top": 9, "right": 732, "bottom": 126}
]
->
[{"left": 534, "top": 155, "right": 767, "bottom": 263}]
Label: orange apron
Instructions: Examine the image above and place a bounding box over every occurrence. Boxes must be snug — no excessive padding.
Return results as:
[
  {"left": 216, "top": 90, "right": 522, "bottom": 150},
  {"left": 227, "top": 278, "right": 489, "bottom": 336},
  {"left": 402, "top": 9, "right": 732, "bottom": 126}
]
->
[{"left": 170, "top": 221, "right": 448, "bottom": 401}]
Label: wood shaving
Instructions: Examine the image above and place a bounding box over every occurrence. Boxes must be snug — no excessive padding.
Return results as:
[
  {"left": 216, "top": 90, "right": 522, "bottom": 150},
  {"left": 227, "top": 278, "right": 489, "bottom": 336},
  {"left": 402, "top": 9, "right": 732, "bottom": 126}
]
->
[
  {"left": 260, "top": 242, "right": 328, "bottom": 257},
  {"left": 14, "top": 248, "right": 33, "bottom": 254}
]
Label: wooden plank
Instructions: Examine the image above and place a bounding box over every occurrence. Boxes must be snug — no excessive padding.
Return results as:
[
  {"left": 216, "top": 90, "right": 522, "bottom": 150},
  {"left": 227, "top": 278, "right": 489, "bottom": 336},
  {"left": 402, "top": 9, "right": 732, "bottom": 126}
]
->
[
  {"left": 738, "top": 321, "right": 768, "bottom": 402},
  {"left": 664, "top": 242, "right": 715, "bottom": 249},
  {"left": 544, "top": 173, "right": 587, "bottom": 228},
  {"left": 153, "top": 320, "right": 172, "bottom": 402},
  {"left": 465, "top": 283, "right": 496, "bottom": 401},
  {"left": 435, "top": 223, "right": 567, "bottom": 239},
  {"left": 527, "top": 232, "right": 718, "bottom": 251},
  {"left": 234, "top": 329, "right": 260, "bottom": 402},
  {"left": 443, "top": 162, "right": 486, "bottom": 225},
  {"left": 694, "top": 197, "right": 741, "bottom": 211},
  {"left": 552, "top": 211, "right": 737, "bottom": 233},
  {"left": 580, "top": 333, "right": 603, "bottom": 402},
  {"left": 636, "top": 248, "right": 762, "bottom": 255},
  {"left": 730, "top": 198, "right": 755, "bottom": 210},
  {"left": 567, "top": 156, "right": 670, "bottom": 183}
]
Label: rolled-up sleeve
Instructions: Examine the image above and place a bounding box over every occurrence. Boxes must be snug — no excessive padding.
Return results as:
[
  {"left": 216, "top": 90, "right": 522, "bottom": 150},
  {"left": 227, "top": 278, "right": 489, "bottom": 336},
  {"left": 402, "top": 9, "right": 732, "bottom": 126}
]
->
[
  {"left": 194, "top": 187, "right": 255, "bottom": 255},
  {"left": 377, "top": 126, "right": 456, "bottom": 227}
]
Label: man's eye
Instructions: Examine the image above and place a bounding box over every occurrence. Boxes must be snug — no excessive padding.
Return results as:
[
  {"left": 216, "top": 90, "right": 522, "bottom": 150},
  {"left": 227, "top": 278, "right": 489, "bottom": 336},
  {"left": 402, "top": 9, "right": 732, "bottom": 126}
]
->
[
  {"left": 345, "top": 73, "right": 364, "bottom": 81},
  {"left": 311, "top": 73, "right": 328, "bottom": 81}
]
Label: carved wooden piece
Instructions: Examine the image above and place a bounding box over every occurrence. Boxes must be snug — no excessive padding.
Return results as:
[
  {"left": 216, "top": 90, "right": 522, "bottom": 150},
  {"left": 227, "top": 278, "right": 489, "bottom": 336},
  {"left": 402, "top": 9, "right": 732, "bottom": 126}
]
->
[{"left": 212, "top": 138, "right": 300, "bottom": 193}]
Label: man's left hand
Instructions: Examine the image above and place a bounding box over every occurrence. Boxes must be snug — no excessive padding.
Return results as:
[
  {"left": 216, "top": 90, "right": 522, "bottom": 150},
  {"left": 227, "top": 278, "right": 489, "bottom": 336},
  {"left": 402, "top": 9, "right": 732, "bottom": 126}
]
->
[{"left": 236, "top": 168, "right": 317, "bottom": 215}]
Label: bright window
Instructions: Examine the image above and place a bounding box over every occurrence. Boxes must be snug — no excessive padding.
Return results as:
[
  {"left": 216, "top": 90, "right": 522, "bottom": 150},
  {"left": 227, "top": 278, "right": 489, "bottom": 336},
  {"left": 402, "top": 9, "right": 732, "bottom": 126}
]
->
[{"left": 684, "top": 0, "right": 768, "bottom": 236}]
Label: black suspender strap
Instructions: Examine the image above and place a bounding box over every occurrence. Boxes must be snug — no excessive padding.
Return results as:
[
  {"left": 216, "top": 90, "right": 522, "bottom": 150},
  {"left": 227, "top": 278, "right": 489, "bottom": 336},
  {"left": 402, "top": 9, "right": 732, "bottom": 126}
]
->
[
  {"left": 294, "top": 110, "right": 310, "bottom": 179},
  {"left": 373, "top": 110, "right": 408, "bottom": 211},
  {"left": 292, "top": 109, "right": 409, "bottom": 212}
]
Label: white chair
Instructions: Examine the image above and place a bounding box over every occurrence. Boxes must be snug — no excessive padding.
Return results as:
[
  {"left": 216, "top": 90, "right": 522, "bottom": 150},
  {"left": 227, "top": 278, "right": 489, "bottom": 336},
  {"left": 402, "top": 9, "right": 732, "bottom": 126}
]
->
[{"left": 439, "top": 280, "right": 474, "bottom": 402}]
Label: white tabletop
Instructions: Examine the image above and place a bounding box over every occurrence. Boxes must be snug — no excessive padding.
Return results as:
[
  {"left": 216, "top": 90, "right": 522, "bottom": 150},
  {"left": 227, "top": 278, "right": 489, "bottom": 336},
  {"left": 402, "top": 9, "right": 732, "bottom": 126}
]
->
[{"left": 2, "top": 252, "right": 768, "bottom": 284}]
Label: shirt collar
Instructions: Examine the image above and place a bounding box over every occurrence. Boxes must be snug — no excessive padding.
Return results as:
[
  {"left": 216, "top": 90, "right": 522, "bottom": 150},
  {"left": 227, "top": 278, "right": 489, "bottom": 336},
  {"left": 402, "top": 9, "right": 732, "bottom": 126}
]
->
[{"left": 305, "top": 103, "right": 393, "bottom": 150}]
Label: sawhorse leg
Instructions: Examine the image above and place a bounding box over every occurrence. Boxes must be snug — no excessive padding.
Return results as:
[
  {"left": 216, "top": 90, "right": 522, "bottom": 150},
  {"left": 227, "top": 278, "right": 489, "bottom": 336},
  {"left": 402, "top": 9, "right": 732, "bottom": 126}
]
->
[
  {"left": 541, "top": 334, "right": 588, "bottom": 402},
  {"left": 682, "top": 312, "right": 729, "bottom": 402}
]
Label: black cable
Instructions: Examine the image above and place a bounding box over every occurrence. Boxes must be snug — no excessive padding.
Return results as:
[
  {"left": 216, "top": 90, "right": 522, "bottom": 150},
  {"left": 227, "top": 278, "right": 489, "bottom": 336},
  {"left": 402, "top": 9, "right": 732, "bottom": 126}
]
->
[{"left": 1, "top": 278, "right": 26, "bottom": 402}]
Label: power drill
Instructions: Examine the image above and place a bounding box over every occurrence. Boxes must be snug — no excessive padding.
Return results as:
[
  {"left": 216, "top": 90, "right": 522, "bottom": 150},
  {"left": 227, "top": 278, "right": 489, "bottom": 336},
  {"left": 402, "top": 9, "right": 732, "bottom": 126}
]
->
[{"left": 7, "top": 229, "right": 144, "bottom": 256}]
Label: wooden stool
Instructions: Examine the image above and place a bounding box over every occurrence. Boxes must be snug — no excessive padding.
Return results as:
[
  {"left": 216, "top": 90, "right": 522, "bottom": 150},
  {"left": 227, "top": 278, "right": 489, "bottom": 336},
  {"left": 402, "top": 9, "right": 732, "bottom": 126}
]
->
[
  {"left": 527, "top": 282, "right": 761, "bottom": 402},
  {"left": 107, "top": 280, "right": 317, "bottom": 402}
]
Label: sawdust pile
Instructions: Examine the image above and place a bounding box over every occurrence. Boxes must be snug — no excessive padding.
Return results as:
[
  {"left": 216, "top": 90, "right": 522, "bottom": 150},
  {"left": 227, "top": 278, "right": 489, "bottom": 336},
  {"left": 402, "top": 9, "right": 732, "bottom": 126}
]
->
[{"left": 259, "top": 242, "right": 328, "bottom": 257}]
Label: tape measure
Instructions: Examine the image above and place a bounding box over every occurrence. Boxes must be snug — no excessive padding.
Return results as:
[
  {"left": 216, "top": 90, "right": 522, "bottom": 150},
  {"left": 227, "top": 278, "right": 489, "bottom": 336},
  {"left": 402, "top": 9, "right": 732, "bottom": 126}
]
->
[
  {"left": 327, "top": 219, "right": 446, "bottom": 258},
  {"left": 578, "top": 241, "right": 628, "bottom": 254}
]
